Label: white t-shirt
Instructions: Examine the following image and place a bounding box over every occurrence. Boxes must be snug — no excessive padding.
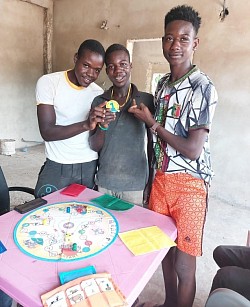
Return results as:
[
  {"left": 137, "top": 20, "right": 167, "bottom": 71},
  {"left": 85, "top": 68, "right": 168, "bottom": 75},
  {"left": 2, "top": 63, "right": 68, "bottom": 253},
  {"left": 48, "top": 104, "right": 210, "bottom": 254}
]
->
[{"left": 36, "top": 71, "right": 103, "bottom": 164}]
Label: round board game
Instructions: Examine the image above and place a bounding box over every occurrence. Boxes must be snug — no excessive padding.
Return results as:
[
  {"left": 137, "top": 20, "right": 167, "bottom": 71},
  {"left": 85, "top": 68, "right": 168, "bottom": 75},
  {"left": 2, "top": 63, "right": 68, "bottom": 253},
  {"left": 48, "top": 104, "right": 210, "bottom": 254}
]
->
[{"left": 14, "top": 201, "right": 119, "bottom": 262}]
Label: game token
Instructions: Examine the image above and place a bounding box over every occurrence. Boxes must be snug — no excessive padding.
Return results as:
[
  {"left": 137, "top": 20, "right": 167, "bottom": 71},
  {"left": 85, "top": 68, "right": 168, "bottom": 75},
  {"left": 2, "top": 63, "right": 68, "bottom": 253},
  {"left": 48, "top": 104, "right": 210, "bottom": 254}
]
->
[
  {"left": 0, "top": 241, "right": 7, "bottom": 254},
  {"left": 106, "top": 100, "right": 120, "bottom": 112}
]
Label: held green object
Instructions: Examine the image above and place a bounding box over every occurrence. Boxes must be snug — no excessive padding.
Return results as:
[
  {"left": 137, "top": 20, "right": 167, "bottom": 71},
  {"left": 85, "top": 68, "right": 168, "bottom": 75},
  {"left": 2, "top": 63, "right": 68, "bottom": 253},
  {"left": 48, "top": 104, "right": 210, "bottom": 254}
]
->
[{"left": 98, "top": 124, "right": 109, "bottom": 131}]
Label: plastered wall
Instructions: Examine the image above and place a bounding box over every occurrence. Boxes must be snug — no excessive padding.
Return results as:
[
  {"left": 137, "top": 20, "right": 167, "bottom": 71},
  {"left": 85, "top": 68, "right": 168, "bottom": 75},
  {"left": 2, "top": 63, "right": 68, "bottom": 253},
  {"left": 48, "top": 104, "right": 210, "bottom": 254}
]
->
[
  {"left": 0, "top": 0, "right": 45, "bottom": 149},
  {"left": 0, "top": 0, "right": 53, "bottom": 150}
]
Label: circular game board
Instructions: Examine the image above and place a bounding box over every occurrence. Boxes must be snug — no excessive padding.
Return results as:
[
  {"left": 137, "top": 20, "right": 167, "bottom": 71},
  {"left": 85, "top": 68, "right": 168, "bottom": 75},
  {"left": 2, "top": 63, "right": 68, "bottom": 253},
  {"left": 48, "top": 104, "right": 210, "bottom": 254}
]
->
[{"left": 14, "top": 201, "right": 119, "bottom": 262}]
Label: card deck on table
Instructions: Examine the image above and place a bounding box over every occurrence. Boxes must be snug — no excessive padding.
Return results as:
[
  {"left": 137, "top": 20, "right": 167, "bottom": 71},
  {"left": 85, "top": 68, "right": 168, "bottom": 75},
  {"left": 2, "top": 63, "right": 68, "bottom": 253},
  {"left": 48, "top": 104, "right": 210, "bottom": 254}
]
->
[
  {"left": 14, "top": 198, "right": 48, "bottom": 214},
  {"left": 90, "top": 194, "right": 134, "bottom": 211},
  {"left": 60, "top": 183, "right": 86, "bottom": 197}
]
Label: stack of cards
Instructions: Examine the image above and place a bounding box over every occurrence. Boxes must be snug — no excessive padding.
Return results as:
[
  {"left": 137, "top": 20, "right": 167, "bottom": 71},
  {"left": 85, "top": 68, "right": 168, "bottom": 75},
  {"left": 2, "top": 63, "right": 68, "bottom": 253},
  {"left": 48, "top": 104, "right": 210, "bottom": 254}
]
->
[
  {"left": 60, "top": 184, "right": 86, "bottom": 197},
  {"left": 90, "top": 194, "right": 134, "bottom": 211}
]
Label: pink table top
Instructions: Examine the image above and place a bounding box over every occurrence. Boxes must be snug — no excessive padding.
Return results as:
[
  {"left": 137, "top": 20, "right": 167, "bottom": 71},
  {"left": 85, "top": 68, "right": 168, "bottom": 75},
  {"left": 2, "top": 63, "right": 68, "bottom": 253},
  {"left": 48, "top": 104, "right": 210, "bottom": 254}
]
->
[{"left": 0, "top": 188, "right": 177, "bottom": 307}]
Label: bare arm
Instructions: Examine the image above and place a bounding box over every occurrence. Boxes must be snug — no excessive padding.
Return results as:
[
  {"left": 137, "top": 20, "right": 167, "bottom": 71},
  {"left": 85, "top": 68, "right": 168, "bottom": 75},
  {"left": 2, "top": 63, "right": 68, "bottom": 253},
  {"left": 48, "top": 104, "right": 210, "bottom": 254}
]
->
[
  {"left": 89, "top": 126, "right": 106, "bottom": 152},
  {"left": 143, "top": 127, "right": 154, "bottom": 206},
  {"left": 128, "top": 101, "right": 208, "bottom": 161},
  {"left": 155, "top": 126, "right": 208, "bottom": 161},
  {"left": 37, "top": 102, "right": 107, "bottom": 142}
]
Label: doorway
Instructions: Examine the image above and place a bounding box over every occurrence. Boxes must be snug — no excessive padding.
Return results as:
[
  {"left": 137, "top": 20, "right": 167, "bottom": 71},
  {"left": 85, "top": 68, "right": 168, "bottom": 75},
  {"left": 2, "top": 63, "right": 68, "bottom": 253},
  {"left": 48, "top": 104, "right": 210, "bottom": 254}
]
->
[{"left": 127, "top": 38, "right": 168, "bottom": 94}]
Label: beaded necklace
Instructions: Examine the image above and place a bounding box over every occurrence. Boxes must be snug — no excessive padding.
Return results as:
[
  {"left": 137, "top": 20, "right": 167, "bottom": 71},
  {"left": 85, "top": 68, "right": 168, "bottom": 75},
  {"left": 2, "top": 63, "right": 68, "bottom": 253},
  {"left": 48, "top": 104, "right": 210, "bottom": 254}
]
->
[
  {"left": 167, "top": 65, "right": 197, "bottom": 88},
  {"left": 154, "top": 65, "right": 197, "bottom": 170},
  {"left": 111, "top": 83, "right": 131, "bottom": 108}
]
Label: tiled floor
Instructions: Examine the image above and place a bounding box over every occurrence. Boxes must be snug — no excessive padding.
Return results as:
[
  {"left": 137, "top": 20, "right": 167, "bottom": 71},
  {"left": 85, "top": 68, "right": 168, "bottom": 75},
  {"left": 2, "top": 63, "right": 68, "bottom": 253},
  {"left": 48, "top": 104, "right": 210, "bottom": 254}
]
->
[{"left": 1, "top": 144, "right": 249, "bottom": 307}]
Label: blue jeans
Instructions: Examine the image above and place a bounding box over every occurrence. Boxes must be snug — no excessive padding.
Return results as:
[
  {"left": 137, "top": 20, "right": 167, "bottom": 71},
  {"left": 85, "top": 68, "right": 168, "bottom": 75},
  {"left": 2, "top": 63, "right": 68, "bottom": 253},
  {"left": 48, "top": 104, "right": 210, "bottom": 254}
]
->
[{"left": 0, "top": 290, "right": 12, "bottom": 307}]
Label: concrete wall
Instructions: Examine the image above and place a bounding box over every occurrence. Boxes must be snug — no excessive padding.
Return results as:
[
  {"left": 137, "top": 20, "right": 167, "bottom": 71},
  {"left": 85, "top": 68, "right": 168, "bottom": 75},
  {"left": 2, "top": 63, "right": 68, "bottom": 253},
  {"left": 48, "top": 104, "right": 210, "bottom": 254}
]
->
[
  {"left": 0, "top": 0, "right": 53, "bottom": 150},
  {"left": 1, "top": 0, "right": 249, "bottom": 208},
  {"left": 0, "top": 0, "right": 45, "bottom": 149}
]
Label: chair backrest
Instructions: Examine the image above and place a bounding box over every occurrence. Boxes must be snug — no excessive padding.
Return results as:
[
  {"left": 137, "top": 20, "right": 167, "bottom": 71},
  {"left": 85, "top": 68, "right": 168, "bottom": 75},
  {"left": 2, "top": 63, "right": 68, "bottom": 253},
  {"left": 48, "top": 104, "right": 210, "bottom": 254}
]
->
[{"left": 0, "top": 166, "right": 10, "bottom": 215}]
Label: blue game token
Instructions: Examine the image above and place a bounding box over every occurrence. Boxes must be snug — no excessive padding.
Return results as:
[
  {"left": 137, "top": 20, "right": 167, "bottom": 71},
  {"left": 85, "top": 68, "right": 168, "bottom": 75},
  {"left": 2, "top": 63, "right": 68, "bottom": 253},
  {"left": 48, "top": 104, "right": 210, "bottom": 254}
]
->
[{"left": 0, "top": 241, "right": 7, "bottom": 254}]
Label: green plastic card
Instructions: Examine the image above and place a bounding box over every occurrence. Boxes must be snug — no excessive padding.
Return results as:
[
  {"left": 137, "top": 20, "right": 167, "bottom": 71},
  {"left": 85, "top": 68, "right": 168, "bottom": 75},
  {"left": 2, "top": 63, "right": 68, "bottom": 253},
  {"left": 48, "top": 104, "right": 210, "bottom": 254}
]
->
[{"left": 90, "top": 194, "right": 134, "bottom": 211}]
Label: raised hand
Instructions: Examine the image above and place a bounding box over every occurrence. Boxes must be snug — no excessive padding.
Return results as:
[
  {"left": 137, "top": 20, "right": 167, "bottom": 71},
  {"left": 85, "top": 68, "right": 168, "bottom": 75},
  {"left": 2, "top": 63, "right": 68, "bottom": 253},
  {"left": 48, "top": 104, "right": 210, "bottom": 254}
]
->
[
  {"left": 88, "top": 101, "right": 115, "bottom": 130},
  {"left": 128, "top": 99, "right": 155, "bottom": 127},
  {"left": 101, "top": 106, "right": 116, "bottom": 129}
]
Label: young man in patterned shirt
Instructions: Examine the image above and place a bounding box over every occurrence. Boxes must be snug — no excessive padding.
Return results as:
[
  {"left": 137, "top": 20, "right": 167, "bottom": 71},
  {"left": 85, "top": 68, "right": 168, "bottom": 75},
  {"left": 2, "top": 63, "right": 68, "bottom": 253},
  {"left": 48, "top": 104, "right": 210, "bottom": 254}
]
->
[{"left": 129, "top": 5, "right": 218, "bottom": 307}]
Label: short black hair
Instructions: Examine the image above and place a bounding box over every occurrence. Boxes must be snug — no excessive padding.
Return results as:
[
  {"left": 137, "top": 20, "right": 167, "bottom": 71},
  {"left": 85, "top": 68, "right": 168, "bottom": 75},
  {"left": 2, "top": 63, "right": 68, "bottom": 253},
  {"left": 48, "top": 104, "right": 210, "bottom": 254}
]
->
[
  {"left": 165, "top": 5, "right": 201, "bottom": 35},
  {"left": 105, "top": 44, "right": 130, "bottom": 65},
  {"left": 77, "top": 39, "right": 105, "bottom": 59}
]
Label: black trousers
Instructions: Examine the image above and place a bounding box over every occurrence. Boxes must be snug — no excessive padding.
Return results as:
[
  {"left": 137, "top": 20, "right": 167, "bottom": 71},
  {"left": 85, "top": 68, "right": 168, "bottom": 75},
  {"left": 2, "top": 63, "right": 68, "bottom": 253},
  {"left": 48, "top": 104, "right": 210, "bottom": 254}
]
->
[
  {"left": 34, "top": 159, "right": 97, "bottom": 198},
  {"left": 211, "top": 245, "right": 250, "bottom": 301}
]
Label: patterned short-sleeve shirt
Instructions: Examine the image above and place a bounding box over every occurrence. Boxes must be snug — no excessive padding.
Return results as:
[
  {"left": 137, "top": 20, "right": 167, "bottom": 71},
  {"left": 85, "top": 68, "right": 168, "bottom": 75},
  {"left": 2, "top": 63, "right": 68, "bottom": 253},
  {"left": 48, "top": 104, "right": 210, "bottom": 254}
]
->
[{"left": 154, "top": 66, "right": 218, "bottom": 184}]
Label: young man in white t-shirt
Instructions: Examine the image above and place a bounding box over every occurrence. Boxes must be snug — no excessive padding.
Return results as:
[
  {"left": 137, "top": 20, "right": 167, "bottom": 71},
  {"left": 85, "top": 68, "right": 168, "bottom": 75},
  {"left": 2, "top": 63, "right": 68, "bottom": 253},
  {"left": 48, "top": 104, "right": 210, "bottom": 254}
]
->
[{"left": 34, "top": 39, "right": 114, "bottom": 197}]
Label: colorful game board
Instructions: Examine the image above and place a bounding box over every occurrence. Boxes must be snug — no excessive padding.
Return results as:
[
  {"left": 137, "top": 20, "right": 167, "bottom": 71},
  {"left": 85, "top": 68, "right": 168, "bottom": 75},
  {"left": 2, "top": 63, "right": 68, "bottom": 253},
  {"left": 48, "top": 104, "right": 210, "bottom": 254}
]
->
[{"left": 14, "top": 201, "right": 119, "bottom": 262}]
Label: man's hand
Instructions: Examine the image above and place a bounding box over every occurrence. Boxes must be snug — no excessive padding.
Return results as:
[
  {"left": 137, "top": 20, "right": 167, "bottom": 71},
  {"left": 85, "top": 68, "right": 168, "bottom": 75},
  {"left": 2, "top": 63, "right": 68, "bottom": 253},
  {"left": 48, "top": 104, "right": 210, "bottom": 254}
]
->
[
  {"left": 87, "top": 101, "right": 115, "bottom": 130},
  {"left": 128, "top": 99, "right": 155, "bottom": 127},
  {"left": 101, "top": 106, "right": 116, "bottom": 129}
]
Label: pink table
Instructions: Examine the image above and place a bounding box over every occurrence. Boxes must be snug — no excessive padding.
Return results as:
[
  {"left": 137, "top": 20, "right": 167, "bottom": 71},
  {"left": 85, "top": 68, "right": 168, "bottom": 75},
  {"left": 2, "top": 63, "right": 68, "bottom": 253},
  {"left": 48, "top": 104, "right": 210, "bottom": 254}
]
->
[{"left": 0, "top": 188, "right": 177, "bottom": 307}]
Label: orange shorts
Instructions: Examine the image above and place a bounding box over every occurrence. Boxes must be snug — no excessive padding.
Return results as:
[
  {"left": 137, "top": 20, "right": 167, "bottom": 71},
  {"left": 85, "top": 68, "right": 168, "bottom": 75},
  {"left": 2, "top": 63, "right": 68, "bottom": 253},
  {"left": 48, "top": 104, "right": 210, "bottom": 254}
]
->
[{"left": 149, "top": 171, "right": 208, "bottom": 256}]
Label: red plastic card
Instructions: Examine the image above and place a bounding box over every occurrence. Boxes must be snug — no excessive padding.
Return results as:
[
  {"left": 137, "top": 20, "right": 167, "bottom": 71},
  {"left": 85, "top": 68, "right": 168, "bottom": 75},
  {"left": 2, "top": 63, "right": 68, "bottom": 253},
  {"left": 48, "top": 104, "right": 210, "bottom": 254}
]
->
[{"left": 60, "top": 183, "right": 86, "bottom": 196}]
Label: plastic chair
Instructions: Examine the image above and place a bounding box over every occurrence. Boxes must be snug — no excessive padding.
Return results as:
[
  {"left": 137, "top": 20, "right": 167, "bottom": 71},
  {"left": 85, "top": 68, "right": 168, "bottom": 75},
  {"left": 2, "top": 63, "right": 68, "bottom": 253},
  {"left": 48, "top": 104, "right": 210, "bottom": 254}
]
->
[
  {"left": 0, "top": 166, "right": 35, "bottom": 215},
  {"left": 205, "top": 288, "right": 250, "bottom": 307}
]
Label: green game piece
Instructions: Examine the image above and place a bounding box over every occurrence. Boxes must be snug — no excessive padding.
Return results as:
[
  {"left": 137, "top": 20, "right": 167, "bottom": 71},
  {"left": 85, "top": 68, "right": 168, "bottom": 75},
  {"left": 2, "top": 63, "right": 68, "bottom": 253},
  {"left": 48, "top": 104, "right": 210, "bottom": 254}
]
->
[{"left": 72, "top": 243, "right": 77, "bottom": 251}]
